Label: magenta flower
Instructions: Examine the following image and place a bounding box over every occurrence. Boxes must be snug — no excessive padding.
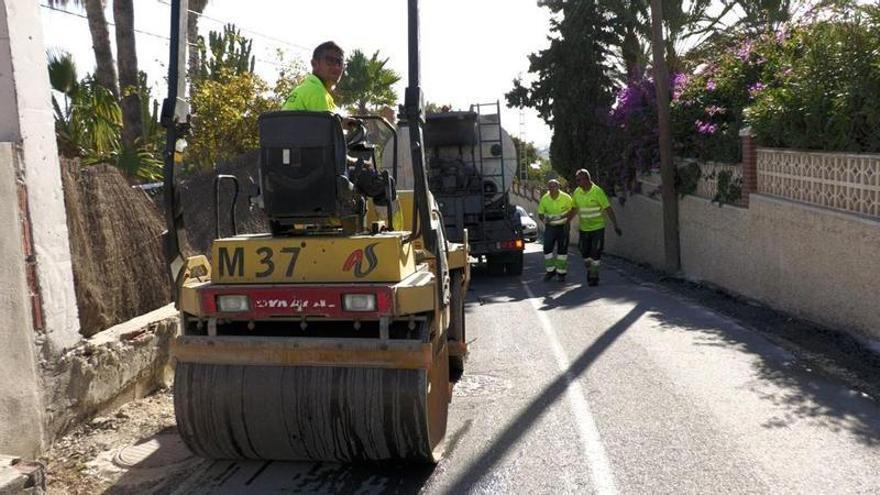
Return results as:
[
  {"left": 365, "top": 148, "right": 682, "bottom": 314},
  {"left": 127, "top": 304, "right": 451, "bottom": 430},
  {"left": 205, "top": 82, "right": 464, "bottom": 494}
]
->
[
  {"left": 670, "top": 73, "right": 689, "bottom": 101},
  {"left": 705, "top": 105, "right": 727, "bottom": 116},
  {"left": 673, "top": 73, "right": 689, "bottom": 87},
  {"left": 736, "top": 40, "right": 753, "bottom": 61},
  {"left": 775, "top": 26, "right": 789, "bottom": 44},
  {"left": 748, "top": 82, "right": 766, "bottom": 97},
  {"left": 706, "top": 80, "right": 717, "bottom": 91},
  {"left": 694, "top": 120, "right": 718, "bottom": 135}
]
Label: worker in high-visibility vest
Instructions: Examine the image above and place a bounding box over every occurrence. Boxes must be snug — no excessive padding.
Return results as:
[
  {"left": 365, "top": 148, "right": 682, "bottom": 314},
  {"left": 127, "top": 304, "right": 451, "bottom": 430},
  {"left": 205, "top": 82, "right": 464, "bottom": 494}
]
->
[
  {"left": 537, "top": 179, "right": 573, "bottom": 281},
  {"left": 282, "top": 42, "right": 402, "bottom": 230},
  {"left": 567, "top": 169, "right": 622, "bottom": 286},
  {"left": 283, "top": 41, "right": 344, "bottom": 112}
]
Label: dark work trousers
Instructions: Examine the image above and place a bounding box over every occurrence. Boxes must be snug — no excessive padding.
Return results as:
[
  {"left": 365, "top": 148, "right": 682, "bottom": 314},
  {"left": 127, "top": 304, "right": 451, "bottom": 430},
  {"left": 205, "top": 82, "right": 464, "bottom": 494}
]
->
[
  {"left": 543, "top": 224, "right": 570, "bottom": 274},
  {"left": 578, "top": 227, "right": 605, "bottom": 261},
  {"left": 579, "top": 228, "right": 605, "bottom": 283}
]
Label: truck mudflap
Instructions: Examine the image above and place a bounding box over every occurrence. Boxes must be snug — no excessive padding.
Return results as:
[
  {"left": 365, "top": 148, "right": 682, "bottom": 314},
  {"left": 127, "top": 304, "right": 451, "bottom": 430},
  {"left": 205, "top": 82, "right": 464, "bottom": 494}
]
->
[{"left": 470, "top": 238, "right": 525, "bottom": 256}]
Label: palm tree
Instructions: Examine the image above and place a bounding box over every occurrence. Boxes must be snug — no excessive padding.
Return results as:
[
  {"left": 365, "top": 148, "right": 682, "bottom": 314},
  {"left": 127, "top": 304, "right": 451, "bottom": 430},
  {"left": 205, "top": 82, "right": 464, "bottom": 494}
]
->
[
  {"left": 336, "top": 50, "right": 401, "bottom": 115},
  {"left": 112, "top": 0, "right": 142, "bottom": 149},
  {"left": 47, "top": 50, "right": 122, "bottom": 159},
  {"left": 615, "top": 0, "right": 651, "bottom": 79},
  {"left": 47, "top": 0, "right": 118, "bottom": 95}
]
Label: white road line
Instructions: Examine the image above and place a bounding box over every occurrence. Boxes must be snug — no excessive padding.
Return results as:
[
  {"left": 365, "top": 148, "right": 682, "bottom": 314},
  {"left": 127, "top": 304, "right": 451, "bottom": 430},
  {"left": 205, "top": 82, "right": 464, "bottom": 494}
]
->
[{"left": 522, "top": 281, "right": 618, "bottom": 495}]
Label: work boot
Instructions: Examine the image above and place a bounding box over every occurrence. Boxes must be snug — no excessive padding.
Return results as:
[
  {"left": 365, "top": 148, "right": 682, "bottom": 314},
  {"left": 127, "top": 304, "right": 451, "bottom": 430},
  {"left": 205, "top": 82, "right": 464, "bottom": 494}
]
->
[
  {"left": 544, "top": 270, "right": 556, "bottom": 281},
  {"left": 586, "top": 259, "right": 600, "bottom": 286},
  {"left": 557, "top": 272, "right": 566, "bottom": 282}
]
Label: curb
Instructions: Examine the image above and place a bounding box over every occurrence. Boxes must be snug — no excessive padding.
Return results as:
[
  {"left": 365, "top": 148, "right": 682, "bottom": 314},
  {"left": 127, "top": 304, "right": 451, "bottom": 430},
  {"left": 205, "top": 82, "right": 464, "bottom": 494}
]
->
[{"left": 0, "top": 456, "right": 45, "bottom": 495}]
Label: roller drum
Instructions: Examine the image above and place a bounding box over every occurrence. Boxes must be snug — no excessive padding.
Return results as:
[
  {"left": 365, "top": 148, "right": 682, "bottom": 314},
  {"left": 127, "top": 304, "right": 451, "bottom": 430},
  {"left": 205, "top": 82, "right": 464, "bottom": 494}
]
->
[{"left": 174, "top": 346, "right": 449, "bottom": 463}]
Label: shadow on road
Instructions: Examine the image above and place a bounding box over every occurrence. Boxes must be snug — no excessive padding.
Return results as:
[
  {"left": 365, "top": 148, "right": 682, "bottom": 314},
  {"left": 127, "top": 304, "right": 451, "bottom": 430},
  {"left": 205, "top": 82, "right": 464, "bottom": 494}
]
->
[
  {"left": 107, "top": 429, "right": 436, "bottom": 495},
  {"left": 644, "top": 290, "right": 880, "bottom": 448},
  {"left": 447, "top": 303, "right": 648, "bottom": 492},
  {"left": 466, "top": 246, "right": 635, "bottom": 313}
]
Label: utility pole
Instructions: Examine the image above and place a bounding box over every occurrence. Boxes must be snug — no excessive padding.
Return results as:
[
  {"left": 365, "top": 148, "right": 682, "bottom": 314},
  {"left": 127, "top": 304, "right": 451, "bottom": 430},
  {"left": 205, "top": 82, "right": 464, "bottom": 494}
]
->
[
  {"left": 518, "top": 106, "right": 527, "bottom": 181},
  {"left": 649, "top": 0, "right": 681, "bottom": 272}
]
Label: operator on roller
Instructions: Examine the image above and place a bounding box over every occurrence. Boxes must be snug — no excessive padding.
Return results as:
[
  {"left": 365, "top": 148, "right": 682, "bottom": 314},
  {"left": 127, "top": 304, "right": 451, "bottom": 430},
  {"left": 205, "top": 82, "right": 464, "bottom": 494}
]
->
[
  {"left": 537, "top": 179, "right": 573, "bottom": 281},
  {"left": 283, "top": 41, "right": 344, "bottom": 112},
  {"left": 282, "top": 41, "right": 402, "bottom": 229},
  {"left": 567, "top": 169, "right": 622, "bottom": 286}
]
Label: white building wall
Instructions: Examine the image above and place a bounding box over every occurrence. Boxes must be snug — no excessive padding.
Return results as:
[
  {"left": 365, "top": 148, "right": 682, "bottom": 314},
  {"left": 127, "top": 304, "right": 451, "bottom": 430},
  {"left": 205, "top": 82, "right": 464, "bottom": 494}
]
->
[{"left": 0, "top": 0, "right": 80, "bottom": 353}]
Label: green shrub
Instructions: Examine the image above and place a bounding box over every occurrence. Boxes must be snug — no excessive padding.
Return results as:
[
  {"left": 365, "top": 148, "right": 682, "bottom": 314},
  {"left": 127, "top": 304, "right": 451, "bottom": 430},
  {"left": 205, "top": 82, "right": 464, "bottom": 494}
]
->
[
  {"left": 746, "top": 7, "right": 880, "bottom": 152},
  {"left": 672, "top": 5, "right": 880, "bottom": 158}
]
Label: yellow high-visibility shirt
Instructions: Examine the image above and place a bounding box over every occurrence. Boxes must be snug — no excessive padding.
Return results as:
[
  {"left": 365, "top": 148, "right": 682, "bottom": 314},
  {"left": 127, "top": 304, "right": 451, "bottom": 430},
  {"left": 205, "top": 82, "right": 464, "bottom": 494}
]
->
[
  {"left": 282, "top": 74, "right": 336, "bottom": 111},
  {"left": 537, "top": 191, "right": 573, "bottom": 225},
  {"left": 572, "top": 185, "right": 610, "bottom": 232}
]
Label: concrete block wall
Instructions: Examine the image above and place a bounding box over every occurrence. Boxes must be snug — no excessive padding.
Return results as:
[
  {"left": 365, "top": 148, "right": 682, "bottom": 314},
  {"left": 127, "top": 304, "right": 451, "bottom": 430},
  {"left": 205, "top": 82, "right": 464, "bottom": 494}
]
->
[
  {"left": 678, "top": 193, "right": 880, "bottom": 341},
  {"left": 603, "top": 195, "right": 666, "bottom": 269},
  {"left": 678, "top": 196, "right": 752, "bottom": 296},
  {"left": 512, "top": 185, "right": 880, "bottom": 342}
]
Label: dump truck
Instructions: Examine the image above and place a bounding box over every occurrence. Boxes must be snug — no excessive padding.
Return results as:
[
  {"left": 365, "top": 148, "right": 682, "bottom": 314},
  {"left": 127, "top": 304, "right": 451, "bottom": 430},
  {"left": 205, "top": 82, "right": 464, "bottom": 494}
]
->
[
  {"left": 383, "top": 104, "right": 525, "bottom": 275},
  {"left": 160, "top": 0, "right": 468, "bottom": 462}
]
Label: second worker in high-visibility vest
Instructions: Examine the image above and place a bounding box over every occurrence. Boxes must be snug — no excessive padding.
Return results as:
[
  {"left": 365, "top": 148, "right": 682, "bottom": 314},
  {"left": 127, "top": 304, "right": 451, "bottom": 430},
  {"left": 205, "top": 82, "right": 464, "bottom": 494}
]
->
[
  {"left": 567, "top": 169, "right": 622, "bottom": 286},
  {"left": 537, "top": 179, "right": 573, "bottom": 281}
]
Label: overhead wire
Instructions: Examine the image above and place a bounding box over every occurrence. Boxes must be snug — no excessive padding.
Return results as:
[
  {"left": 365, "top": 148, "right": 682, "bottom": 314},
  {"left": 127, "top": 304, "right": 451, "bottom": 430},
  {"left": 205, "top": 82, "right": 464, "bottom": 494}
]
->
[
  {"left": 152, "top": 0, "right": 311, "bottom": 55},
  {"left": 39, "top": 2, "right": 302, "bottom": 69},
  {"left": 41, "top": 3, "right": 177, "bottom": 43}
]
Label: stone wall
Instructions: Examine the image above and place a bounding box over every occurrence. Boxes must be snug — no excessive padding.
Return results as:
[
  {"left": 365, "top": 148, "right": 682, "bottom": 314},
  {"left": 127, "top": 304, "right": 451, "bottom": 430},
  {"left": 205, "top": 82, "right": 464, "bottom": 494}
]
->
[{"left": 41, "top": 305, "right": 178, "bottom": 443}]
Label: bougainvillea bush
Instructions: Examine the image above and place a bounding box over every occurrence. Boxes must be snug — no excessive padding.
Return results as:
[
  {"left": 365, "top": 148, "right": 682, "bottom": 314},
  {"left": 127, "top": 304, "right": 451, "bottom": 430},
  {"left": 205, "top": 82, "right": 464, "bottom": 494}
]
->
[
  {"left": 670, "top": 33, "right": 780, "bottom": 163},
  {"left": 608, "top": 4, "right": 880, "bottom": 190},
  {"left": 608, "top": 77, "right": 661, "bottom": 189},
  {"left": 672, "top": 5, "right": 880, "bottom": 158},
  {"left": 746, "top": 6, "right": 880, "bottom": 152}
]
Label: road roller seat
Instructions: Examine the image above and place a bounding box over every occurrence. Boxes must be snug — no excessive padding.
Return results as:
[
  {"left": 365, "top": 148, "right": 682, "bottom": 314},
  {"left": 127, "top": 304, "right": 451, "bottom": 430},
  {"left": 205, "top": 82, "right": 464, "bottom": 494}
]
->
[{"left": 257, "top": 111, "right": 353, "bottom": 230}]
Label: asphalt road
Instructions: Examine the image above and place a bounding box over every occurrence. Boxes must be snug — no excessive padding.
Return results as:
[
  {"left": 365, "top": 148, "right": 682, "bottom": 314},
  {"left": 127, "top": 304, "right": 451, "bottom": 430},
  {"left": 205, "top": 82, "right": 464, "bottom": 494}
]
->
[{"left": 141, "top": 243, "right": 880, "bottom": 494}]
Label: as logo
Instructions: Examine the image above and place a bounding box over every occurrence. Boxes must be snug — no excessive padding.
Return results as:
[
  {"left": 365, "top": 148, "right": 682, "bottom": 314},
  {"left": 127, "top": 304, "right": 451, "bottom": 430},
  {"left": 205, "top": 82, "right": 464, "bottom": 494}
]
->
[{"left": 343, "top": 243, "right": 380, "bottom": 278}]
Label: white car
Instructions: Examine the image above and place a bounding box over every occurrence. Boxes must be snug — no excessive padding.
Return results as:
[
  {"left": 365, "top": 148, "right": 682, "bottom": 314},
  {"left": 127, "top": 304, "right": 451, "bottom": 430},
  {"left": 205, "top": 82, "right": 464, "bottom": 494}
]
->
[{"left": 515, "top": 205, "right": 538, "bottom": 242}]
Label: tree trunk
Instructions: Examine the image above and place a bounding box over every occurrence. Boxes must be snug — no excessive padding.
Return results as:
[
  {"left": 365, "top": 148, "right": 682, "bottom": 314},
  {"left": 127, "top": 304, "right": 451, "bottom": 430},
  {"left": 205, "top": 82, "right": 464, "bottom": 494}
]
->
[
  {"left": 188, "top": 0, "right": 209, "bottom": 96},
  {"left": 113, "top": 0, "right": 143, "bottom": 150},
  {"left": 650, "top": 0, "right": 681, "bottom": 272},
  {"left": 83, "top": 0, "right": 118, "bottom": 95}
]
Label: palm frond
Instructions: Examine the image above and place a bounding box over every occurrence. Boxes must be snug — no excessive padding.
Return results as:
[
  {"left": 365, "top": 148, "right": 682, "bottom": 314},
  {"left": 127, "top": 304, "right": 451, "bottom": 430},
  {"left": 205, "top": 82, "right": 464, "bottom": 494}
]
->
[{"left": 47, "top": 49, "right": 78, "bottom": 96}]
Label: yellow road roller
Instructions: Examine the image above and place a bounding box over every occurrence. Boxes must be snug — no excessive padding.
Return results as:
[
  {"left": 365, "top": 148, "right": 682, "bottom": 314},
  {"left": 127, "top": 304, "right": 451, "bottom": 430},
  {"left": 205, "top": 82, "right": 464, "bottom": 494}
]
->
[{"left": 159, "top": 0, "right": 469, "bottom": 462}]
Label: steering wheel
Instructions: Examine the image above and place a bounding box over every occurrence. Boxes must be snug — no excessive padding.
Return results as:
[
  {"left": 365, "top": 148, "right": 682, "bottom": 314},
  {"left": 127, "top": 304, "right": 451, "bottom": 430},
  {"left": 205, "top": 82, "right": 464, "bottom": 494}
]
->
[{"left": 345, "top": 118, "right": 368, "bottom": 147}]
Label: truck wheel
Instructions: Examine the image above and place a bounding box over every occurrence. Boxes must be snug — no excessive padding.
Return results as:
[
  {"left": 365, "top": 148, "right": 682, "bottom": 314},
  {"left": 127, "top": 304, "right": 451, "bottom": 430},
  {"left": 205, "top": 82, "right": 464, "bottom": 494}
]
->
[
  {"left": 449, "top": 269, "right": 466, "bottom": 382},
  {"left": 486, "top": 256, "right": 505, "bottom": 276},
  {"left": 506, "top": 252, "right": 524, "bottom": 276}
]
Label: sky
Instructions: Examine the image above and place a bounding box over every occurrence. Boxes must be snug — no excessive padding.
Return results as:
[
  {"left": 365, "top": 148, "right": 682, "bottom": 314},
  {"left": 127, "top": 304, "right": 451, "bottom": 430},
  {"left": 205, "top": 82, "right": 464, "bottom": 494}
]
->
[{"left": 40, "top": 0, "right": 555, "bottom": 148}]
